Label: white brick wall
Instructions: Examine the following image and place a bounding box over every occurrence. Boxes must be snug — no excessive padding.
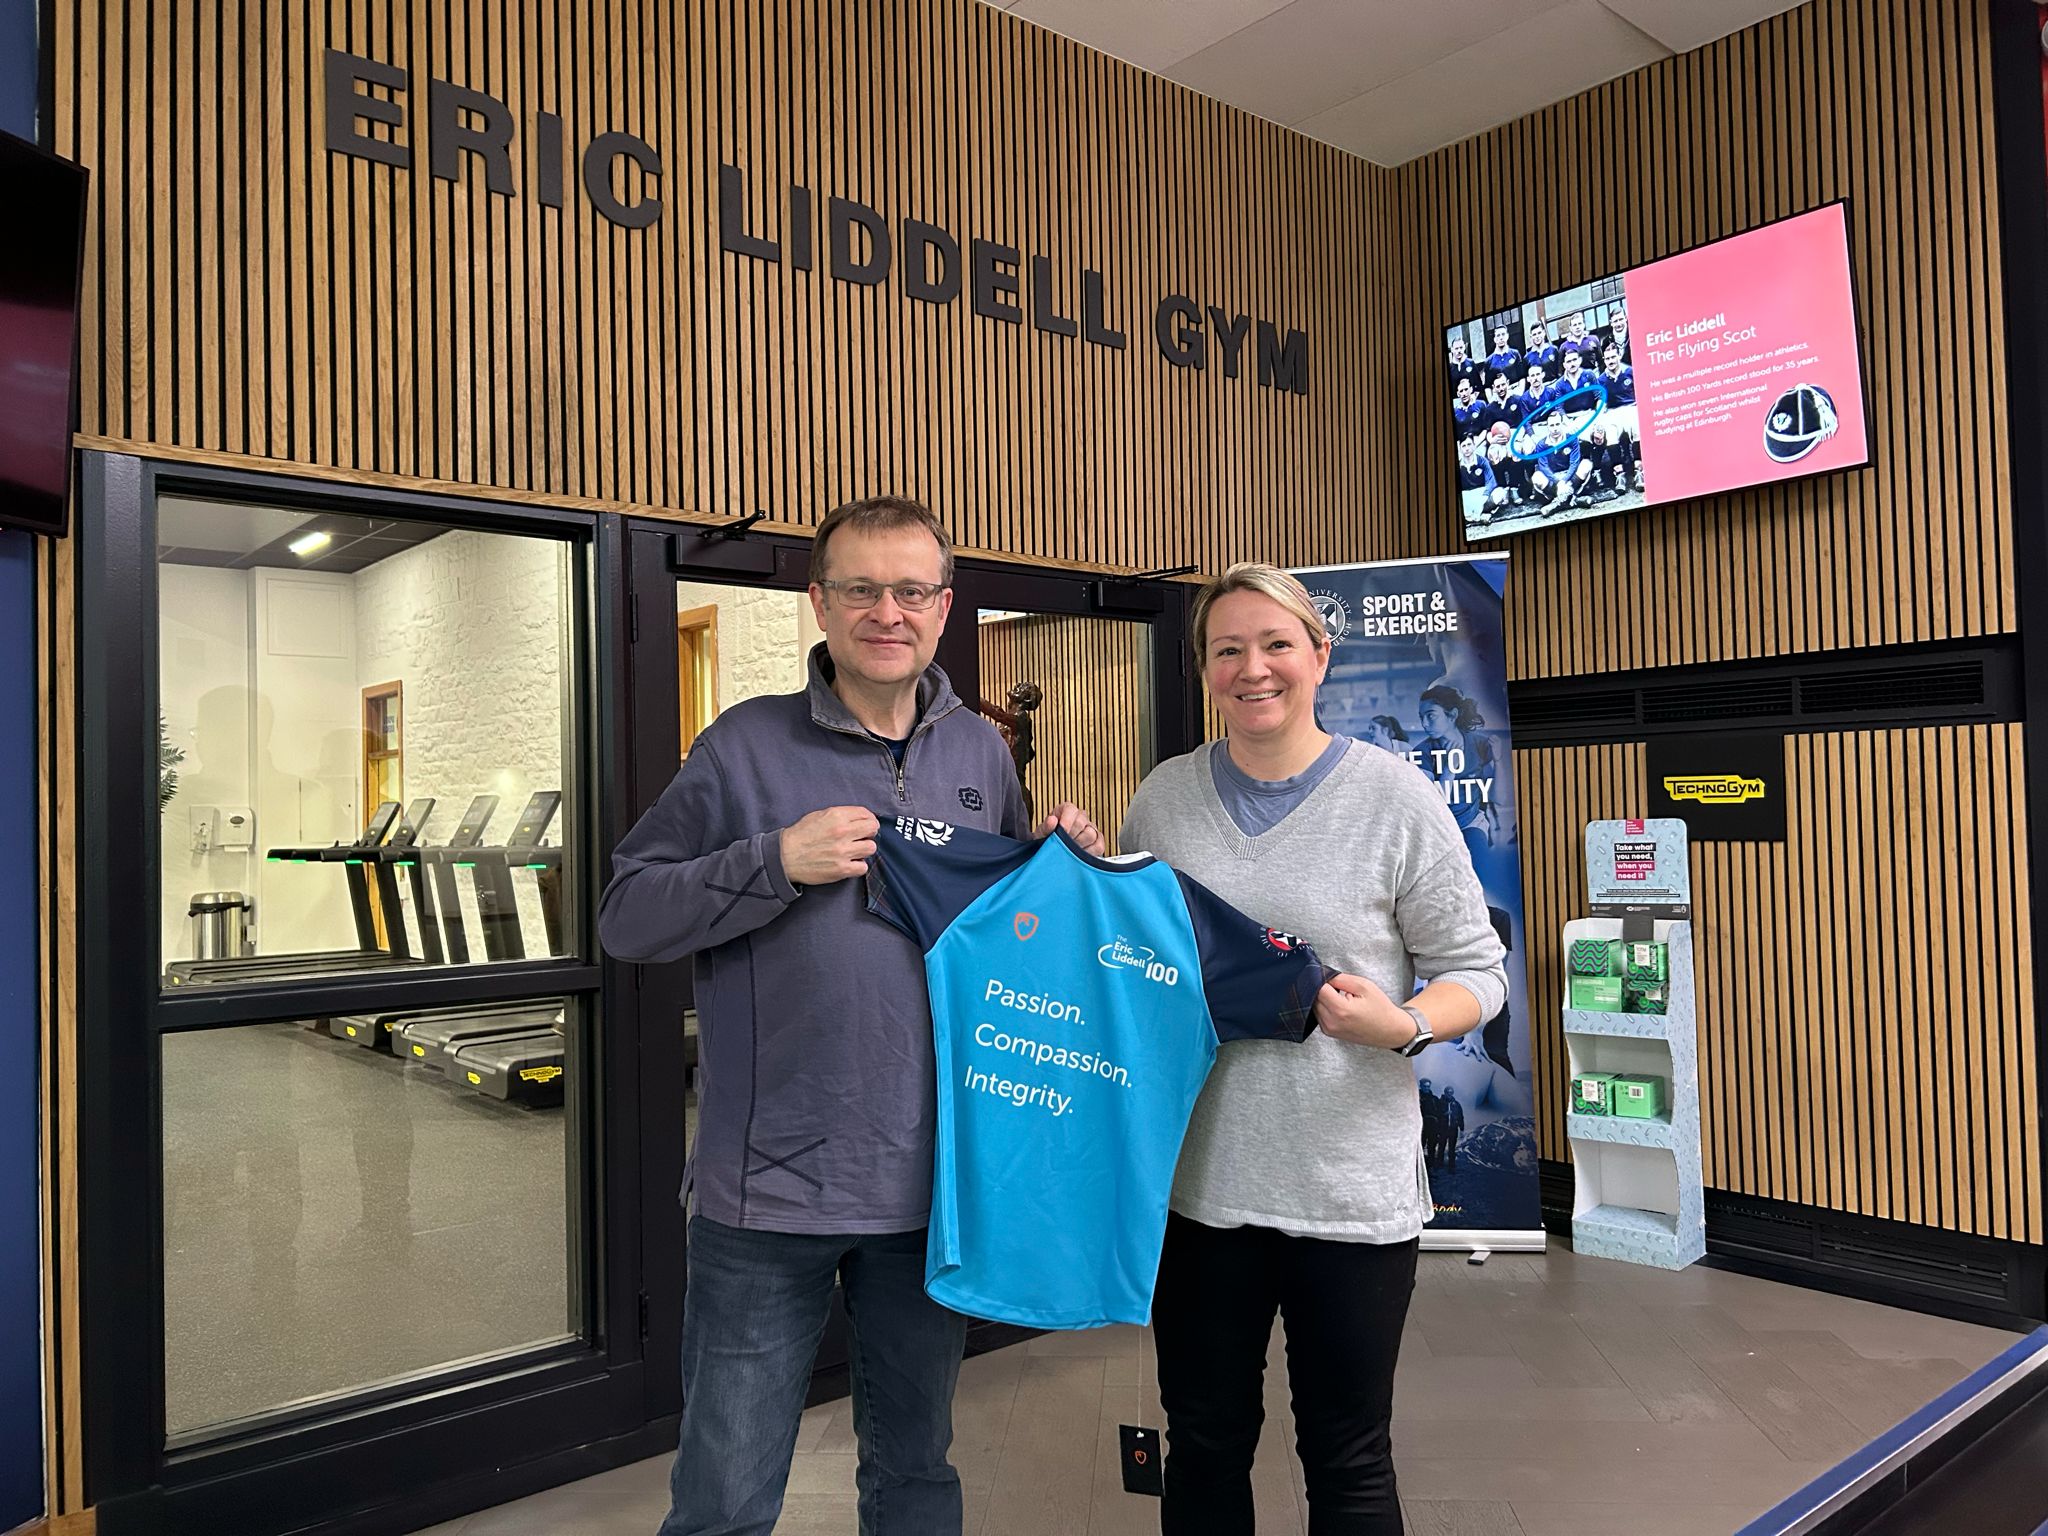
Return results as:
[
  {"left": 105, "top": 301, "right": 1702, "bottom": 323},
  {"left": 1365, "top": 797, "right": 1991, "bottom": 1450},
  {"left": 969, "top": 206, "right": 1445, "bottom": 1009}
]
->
[
  {"left": 675, "top": 581, "right": 814, "bottom": 710},
  {"left": 355, "top": 530, "right": 570, "bottom": 959}
]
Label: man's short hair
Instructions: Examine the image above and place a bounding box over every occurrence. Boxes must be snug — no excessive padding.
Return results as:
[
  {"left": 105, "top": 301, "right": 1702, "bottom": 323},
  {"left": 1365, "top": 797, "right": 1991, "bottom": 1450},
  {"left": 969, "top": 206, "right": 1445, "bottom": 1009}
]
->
[{"left": 809, "top": 496, "right": 955, "bottom": 587}]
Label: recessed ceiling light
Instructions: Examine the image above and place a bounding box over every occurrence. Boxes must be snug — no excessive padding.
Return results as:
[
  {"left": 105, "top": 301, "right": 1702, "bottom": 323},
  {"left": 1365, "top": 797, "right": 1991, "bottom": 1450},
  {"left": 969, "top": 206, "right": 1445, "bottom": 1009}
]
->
[{"left": 288, "top": 530, "right": 332, "bottom": 556}]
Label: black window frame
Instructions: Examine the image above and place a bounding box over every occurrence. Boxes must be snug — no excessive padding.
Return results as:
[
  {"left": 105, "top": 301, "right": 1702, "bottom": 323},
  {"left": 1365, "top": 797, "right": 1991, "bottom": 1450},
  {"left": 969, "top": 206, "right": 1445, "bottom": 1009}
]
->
[{"left": 74, "top": 453, "right": 661, "bottom": 1536}]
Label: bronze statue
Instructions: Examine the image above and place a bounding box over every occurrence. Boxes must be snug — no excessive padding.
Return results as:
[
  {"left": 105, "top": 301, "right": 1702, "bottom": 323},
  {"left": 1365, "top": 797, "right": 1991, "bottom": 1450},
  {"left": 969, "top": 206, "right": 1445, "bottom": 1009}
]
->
[{"left": 978, "top": 681, "right": 1043, "bottom": 824}]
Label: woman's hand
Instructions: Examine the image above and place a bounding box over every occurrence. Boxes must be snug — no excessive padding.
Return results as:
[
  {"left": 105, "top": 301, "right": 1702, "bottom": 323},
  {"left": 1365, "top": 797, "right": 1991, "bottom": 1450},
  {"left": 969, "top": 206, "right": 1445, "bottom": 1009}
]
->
[
  {"left": 1039, "top": 801, "right": 1106, "bottom": 856},
  {"left": 1316, "top": 972, "right": 1419, "bottom": 1050}
]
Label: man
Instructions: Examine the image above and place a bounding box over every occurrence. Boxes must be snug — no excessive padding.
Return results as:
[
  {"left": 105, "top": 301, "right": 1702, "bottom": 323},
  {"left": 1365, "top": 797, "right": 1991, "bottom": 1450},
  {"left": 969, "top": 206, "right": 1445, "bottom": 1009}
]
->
[
  {"left": 1455, "top": 431, "right": 1510, "bottom": 527},
  {"left": 1521, "top": 361, "right": 1557, "bottom": 416},
  {"left": 1483, "top": 324, "right": 1522, "bottom": 390},
  {"left": 1528, "top": 411, "right": 1601, "bottom": 514},
  {"left": 1522, "top": 319, "right": 1562, "bottom": 383},
  {"left": 1554, "top": 346, "right": 1601, "bottom": 413},
  {"left": 1594, "top": 340, "right": 1643, "bottom": 493},
  {"left": 1605, "top": 305, "right": 1633, "bottom": 365},
  {"left": 1561, "top": 312, "right": 1604, "bottom": 373},
  {"left": 601, "top": 495, "right": 1103, "bottom": 1536},
  {"left": 1478, "top": 375, "right": 1534, "bottom": 507},
  {"left": 1451, "top": 376, "right": 1490, "bottom": 440},
  {"left": 1446, "top": 334, "right": 1484, "bottom": 395}
]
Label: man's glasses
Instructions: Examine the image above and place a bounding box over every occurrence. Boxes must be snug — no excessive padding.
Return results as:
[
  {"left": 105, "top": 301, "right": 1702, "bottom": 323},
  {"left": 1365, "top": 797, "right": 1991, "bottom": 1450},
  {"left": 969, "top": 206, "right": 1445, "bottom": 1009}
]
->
[{"left": 818, "top": 579, "right": 946, "bottom": 611}]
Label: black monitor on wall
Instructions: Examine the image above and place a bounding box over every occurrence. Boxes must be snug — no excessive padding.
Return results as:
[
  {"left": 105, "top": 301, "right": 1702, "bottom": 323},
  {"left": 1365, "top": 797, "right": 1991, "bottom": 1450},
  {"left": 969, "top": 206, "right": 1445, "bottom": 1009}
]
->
[
  {"left": 0, "top": 129, "right": 89, "bottom": 539},
  {"left": 1441, "top": 201, "right": 1871, "bottom": 543}
]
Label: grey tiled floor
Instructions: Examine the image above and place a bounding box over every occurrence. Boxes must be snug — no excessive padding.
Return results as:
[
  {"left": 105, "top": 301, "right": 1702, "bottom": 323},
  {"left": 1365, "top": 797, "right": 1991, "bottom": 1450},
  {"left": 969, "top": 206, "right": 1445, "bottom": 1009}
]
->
[{"left": 413, "top": 1247, "right": 2017, "bottom": 1535}]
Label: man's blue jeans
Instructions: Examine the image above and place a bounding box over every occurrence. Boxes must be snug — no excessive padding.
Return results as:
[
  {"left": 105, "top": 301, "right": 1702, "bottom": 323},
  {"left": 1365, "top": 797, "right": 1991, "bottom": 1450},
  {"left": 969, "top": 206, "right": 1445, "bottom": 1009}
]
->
[{"left": 656, "top": 1215, "right": 969, "bottom": 1536}]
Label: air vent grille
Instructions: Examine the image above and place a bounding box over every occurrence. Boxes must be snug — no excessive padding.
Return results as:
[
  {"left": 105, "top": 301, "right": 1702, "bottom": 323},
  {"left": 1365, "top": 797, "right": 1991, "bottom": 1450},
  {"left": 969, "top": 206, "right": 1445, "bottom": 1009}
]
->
[
  {"left": 1801, "top": 660, "right": 1987, "bottom": 716},
  {"left": 1712, "top": 1194, "right": 2014, "bottom": 1302},
  {"left": 1640, "top": 678, "right": 1797, "bottom": 723},
  {"left": 1509, "top": 648, "right": 2007, "bottom": 743},
  {"left": 1512, "top": 690, "right": 1636, "bottom": 731}
]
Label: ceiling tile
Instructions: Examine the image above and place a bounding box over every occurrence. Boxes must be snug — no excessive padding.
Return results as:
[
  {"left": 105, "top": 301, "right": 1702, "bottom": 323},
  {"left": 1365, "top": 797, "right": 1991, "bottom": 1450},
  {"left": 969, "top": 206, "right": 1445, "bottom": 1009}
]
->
[
  {"left": 1295, "top": 0, "right": 1670, "bottom": 165},
  {"left": 1597, "top": 0, "right": 1806, "bottom": 54},
  {"left": 1160, "top": 0, "right": 1577, "bottom": 126},
  {"left": 156, "top": 497, "right": 310, "bottom": 556},
  {"left": 1000, "top": 0, "right": 1299, "bottom": 75}
]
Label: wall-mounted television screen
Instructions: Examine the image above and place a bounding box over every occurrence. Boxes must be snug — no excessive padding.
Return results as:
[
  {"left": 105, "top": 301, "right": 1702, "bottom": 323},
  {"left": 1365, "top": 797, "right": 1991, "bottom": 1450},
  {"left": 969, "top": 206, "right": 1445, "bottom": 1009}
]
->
[
  {"left": 1443, "top": 201, "right": 1869, "bottom": 541},
  {"left": 0, "top": 129, "right": 89, "bottom": 539}
]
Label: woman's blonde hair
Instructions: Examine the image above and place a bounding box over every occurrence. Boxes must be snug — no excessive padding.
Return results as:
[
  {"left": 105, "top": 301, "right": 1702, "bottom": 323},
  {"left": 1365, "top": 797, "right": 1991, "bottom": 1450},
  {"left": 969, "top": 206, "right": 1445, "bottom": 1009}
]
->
[{"left": 1190, "top": 562, "right": 1331, "bottom": 660}]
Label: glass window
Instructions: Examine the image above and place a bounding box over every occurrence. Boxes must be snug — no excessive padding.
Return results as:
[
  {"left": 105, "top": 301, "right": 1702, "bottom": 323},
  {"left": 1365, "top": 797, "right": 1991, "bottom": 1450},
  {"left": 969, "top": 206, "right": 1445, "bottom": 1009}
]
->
[
  {"left": 157, "top": 497, "right": 579, "bottom": 987},
  {"left": 161, "top": 996, "right": 579, "bottom": 1439}
]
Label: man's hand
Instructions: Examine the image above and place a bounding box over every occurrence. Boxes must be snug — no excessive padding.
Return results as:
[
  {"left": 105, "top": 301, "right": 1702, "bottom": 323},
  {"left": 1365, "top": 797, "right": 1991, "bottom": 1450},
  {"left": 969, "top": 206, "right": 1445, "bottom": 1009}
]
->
[
  {"left": 1039, "top": 801, "right": 1106, "bottom": 856},
  {"left": 779, "top": 806, "right": 881, "bottom": 886},
  {"left": 1316, "top": 972, "right": 1416, "bottom": 1050}
]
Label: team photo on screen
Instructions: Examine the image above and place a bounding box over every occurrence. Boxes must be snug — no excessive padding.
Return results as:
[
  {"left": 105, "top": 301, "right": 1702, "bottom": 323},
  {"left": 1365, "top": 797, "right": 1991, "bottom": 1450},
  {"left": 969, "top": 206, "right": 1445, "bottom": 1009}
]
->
[
  {"left": 1445, "top": 284, "right": 1643, "bottom": 540},
  {"left": 1444, "top": 203, "right": 1870, "bottom": 543}
]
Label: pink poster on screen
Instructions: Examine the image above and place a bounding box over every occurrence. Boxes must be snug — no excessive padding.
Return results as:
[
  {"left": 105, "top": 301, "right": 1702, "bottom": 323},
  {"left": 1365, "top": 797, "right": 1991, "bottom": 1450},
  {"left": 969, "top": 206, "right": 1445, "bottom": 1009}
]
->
[
  {"left": 1443, "top": 203, "right": 1868, "bottom": 542},
  {"left": 1625, "top": 203, "right": 1867, "bottom": 501}
]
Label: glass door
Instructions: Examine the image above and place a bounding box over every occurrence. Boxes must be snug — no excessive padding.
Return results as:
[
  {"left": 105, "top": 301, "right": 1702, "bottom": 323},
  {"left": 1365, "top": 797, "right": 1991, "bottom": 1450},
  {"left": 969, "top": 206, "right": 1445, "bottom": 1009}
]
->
[
  {"left": 620, "top": 525, "right": 824, "bottom": 1417},
  {"left": 940, "top": 559, "right": 1199, "bottom": 856},
  {"left": 619, "top": 526, "right": 1199, "bottom": 1418}
]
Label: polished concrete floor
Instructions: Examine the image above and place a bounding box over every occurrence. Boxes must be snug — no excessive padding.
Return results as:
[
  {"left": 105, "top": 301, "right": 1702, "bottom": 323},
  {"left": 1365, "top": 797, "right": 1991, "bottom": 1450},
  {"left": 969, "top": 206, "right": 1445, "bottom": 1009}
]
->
[
  {"left": 162, "top": 1021, "right": 572, "bottom": 1437},
  {"left": 413, "top": 1246, "right": 2017, "bottom": 1536}
]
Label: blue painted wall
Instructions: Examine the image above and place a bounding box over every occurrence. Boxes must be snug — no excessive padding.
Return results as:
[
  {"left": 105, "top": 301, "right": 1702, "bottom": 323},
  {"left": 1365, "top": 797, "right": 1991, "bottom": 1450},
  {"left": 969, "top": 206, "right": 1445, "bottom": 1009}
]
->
[{"left": 2, "top": 0, "right": 51, "bottom": 1524}]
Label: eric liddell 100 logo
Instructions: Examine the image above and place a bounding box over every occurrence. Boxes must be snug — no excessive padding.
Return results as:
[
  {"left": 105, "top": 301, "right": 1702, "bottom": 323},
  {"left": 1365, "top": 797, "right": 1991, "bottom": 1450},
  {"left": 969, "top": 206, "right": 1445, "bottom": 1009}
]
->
[{"left": 1097, "top": 935, "right": 1180, "bottom": 987}]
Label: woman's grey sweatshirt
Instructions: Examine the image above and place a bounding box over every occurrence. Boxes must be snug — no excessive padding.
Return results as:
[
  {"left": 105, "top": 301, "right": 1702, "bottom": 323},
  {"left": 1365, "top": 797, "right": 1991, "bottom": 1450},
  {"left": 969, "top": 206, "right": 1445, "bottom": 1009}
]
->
[{"left": 1120, "top": 741, "right": 1508, "bottom": 1242}]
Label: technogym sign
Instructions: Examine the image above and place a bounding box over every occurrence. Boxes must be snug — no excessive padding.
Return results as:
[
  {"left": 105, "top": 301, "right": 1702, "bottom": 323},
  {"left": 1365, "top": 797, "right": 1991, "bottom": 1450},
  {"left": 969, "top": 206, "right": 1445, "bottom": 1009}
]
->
[{"left": 324, "top": 49, "right": 1311, "bottom": 397}]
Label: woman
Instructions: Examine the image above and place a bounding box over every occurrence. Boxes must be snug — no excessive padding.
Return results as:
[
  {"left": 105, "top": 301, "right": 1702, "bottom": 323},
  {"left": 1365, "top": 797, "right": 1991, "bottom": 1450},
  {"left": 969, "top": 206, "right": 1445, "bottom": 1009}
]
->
[
  {"left": 1416, "top": 682, "right": 1503, "bottom": 858},
  {"left": 1120, "top": 564, "right": 1507, "bottom": 1536}
]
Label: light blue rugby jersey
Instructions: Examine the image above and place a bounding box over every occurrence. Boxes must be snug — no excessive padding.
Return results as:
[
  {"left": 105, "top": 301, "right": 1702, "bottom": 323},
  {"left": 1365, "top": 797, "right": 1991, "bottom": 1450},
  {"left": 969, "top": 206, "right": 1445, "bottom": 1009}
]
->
[{"left": 867, "top": 818, "right": 1326, "bottom": 1329}]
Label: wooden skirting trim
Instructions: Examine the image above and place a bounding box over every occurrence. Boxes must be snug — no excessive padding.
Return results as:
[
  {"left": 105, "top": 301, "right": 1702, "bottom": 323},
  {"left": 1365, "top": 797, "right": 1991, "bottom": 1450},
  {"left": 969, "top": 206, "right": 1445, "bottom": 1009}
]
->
[{"left": 7, "top": 1511, "right": 98, "bottom": 1536}]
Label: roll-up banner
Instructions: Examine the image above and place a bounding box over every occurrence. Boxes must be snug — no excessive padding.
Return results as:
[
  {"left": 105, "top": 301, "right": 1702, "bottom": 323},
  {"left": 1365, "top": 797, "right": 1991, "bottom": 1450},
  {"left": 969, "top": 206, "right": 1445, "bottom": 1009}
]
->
[{"left": 1292, "top": 555, "right": 1541, "bottom": 1251}]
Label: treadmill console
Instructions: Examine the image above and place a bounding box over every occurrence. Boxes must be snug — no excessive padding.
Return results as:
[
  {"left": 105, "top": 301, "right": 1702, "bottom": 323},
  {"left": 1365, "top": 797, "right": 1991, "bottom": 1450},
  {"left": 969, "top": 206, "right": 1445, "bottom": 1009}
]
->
[
  {"left": 505, "top": 791, "right": 562, "bottom": 848},
  {"left": 391, "top": 798, "right": 437, "bottom": 848},
  {"left": 446, "top": 795, "right": 500, "bottom": 849},
  {"left": 359, "top": 801, "right": 402, "bottom": 847}
]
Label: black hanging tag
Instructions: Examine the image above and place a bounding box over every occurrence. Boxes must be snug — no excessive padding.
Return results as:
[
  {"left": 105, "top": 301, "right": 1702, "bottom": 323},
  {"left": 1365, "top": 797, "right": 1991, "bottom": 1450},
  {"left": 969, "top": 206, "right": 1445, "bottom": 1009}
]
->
[{"left": 1120, "top": 1424, "right": 1164, "bottom": 1496}]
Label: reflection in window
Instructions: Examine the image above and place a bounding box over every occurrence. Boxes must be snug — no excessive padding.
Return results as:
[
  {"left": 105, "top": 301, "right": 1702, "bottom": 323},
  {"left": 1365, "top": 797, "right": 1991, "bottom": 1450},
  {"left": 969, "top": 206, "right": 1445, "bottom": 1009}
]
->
[
  {"left": 157, "top": 498, "right": 576, "bottom": 985},
  {"left": 162, "top": 1000, "right": 576, "bottom": 1438},
  {"left": 672, "top": 579, "right": 821, "bottom": 724},
  {"left": 677, "top": 606, "right": 719, "bottom": 758},
  {"left": 977, "top": 611, "right": 1154, "bottom": 852}
]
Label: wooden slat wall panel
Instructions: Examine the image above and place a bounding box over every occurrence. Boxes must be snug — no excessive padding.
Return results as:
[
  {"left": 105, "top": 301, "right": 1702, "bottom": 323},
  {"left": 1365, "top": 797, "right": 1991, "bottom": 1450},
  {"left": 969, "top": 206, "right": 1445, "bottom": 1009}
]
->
[
  {"left": 51, "top": 0, "right": 2011, "bottom": 673},
  {"left": 977, "top": 614, "right": 1147, "bottom": 851},
  {"left": 1396, "top": 0, "right": 2013, "bottom": 679},
  {"left": 37, "top": 536, "right": 83, "bottom": 1514},
  {"left": 1517, "top": 727, "right": 2040, "bottom": 1244},
  {"left": 51, "top": 0, "right": 1406, "bottom": 571}
]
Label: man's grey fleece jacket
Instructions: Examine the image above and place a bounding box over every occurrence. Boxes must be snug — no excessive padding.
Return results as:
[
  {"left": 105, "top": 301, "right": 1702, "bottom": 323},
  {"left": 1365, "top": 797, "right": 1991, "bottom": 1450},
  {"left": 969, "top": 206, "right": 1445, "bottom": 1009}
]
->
[{"left": 597, "top": 645, "right": 1027, "bottom": 1234}]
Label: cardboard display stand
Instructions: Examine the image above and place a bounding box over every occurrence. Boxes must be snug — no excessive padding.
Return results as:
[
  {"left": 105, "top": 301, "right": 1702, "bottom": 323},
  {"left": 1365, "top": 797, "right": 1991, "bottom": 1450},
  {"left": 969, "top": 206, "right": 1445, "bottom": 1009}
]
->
[{"left": 1561, "top": 818, "right": 1706, "bottom": 1270}]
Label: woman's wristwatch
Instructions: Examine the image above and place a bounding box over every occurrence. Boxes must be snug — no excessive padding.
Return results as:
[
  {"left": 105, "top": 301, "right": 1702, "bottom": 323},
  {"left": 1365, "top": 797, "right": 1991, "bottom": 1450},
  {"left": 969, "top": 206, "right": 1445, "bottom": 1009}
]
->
[{"left": 1396, "top": 1004, "right": 1434, "bottom": 1058}]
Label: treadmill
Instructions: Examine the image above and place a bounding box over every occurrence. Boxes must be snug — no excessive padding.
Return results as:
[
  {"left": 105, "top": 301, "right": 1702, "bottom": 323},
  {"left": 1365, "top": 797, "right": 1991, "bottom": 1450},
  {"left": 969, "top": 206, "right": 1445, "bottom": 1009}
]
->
[
  {"left": 374, "top": 796, "right": 441, "bottom": 963},
  {"left": 469, "top": 790, "right": 565, "bottom": 961},
  {"left": 406, "top": 793, "right": 500, "bottom": 965},
  {"left": 163, "top": 800, "right": 430, "bottom": 985},
  {"left": 395, "top": 792, "right": 570, "bottom": 1103},
  {"left": 325, "top": 796, "right": 527, "bottom": 1051},
  {"left": 336, "top": 997, "right": 563, "bottom": 1056}
]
